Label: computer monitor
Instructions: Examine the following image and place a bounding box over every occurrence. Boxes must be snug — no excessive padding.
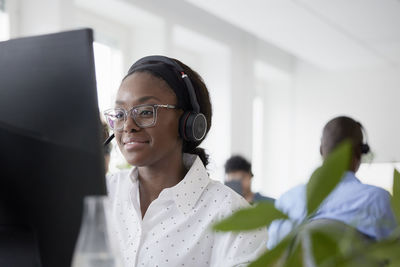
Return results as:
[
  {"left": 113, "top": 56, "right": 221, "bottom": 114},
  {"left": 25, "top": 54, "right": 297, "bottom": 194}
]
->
[{"left": 0, "top": 29, "right": 107, "bottom": 267}]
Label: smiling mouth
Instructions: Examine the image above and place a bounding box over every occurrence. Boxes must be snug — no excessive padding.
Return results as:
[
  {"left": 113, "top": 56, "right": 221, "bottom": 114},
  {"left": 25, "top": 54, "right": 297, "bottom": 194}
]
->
[
  {"left": 124, "top": 141, "right": 148, "bottom": 145},
  {"left": 123, "top": 140, "right": 149, "bottom": 150}
]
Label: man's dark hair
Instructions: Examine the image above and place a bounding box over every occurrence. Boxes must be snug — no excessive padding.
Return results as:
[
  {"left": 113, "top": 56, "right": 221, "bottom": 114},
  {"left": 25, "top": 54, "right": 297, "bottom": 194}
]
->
[
  {"left": 321, "top": 116, "right": 363, "bottom": 159},
  {"left": 225, "top": 155, "right": 253, "bottom": 176}
]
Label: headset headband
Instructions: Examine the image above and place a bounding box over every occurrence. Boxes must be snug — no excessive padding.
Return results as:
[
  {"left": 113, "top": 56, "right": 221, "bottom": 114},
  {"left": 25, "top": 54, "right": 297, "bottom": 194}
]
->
[{"left": 129, "top": 55, "right": 200, "bottom": 113}]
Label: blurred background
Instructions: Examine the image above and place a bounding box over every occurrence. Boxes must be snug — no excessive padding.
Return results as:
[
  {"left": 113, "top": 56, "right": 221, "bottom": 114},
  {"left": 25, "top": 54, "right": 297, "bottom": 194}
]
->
[{"left": 2, "top": 0, "right": 400, "bottom": 198}]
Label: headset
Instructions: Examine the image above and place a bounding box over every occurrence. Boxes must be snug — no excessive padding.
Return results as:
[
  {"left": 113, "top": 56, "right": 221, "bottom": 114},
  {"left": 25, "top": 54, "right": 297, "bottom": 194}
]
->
[
  {"left": 103, "top": 55, "right": 207, "bottom": 147},
  {"left": 357, "top": 122, "right": 370, "bottom": 154},
  {"left": 319, "top": 118, "right": 370, "bottom": 158}
]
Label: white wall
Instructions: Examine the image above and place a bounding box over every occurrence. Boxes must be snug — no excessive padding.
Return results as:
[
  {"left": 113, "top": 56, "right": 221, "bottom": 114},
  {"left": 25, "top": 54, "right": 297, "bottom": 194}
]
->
[
  {"left": 7, "top": 0, "right": 296, "bottom": 183},
  {"left": 171, "top": 25, "right": 231, "bottom": 180},
  {"left": 290, "top": 61, "right": 400, "bottom": 192},
  {"left": 8, "top": 0, "right": 77, "bottom": 38},
  {"left": 122, "top": 0, "right": 295, "bottom": 177},
  {"left": 9, "top": 0, "right": 398, "bottom": 197},
  {"left": 256, "top": 60, "right": 400, "bottom": 197}
]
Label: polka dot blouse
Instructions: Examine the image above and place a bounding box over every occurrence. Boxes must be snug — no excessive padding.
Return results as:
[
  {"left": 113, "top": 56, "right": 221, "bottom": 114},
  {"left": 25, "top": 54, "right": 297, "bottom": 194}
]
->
[{"left": 106, "top": 154, "right": 268, "bottom": 266}]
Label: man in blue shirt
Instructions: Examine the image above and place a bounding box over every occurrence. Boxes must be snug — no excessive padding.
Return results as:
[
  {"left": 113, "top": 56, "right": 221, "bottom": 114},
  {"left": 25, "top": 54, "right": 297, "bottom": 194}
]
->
[
  {"left": 267, "top": 116, "right": 397, "bottom": 249},
  {"left": 224, "top": 155, "right": 275, "bottom": 204}
]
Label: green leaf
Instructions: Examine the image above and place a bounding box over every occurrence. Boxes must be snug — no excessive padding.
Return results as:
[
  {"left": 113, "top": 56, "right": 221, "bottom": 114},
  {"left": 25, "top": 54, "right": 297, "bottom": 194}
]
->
[
  {"left": 388, "top": 226, "right": 400, "bottom": 239},
  {"left": 249, "top": 236, "right": 292, "bottom": 267},
  {"left": 309, "top": 230, "right": 341, "bottom": 266},
  {"left": 331, "top": 257, "right": 380, "bottom": 267},
  {"left": 387, "top": 258, "right": 400, "bottom": 267},
  {"left": 301, "top": 219, "right": 378, "bottom": 267},
  {"left": 306, "top": 140, "right": 352, "bottom": 216},
  {"left": 283, "top": 240, "right": 304, "bottom": 267},
  {"left": 367, "top": 237, "right": 400, "bottom": 261},
  {"left": 316, "top": 229, "right": 390, "bottom": 267},
  {"left": 391, "top": 169, "right": 400, "bottom": 223},
  {"left": 303, "top": 219, "right": 367, "bottom": 254},
  {"left": 213, "top": 202, "right": 288, "bottom": 232}
]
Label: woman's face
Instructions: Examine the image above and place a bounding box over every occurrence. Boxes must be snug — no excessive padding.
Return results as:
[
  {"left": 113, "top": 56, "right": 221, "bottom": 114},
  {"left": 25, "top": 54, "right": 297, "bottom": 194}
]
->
[{"left": 114, "top": 72, "right": 182, "bottom": 167}]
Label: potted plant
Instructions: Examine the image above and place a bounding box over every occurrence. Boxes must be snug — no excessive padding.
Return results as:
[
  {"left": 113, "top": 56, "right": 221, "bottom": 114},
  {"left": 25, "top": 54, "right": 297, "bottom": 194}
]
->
[{"left": 214, "top": 141, "right": 400, "bottom": 266}]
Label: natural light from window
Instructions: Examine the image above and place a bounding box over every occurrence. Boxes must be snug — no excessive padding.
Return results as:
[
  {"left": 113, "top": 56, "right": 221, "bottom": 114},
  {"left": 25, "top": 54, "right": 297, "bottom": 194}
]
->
[
  {"left": 0, "top": 0, "right": 9, "bottom": 41},
  {"left": 93, "top": 41, "right": 126, "bottom": 173},
  {"left": 93, "top": 42, "right": 123, "bottom": 113},
  {"left": 252, "top": 96, "right": 264, "bottom": 193}
]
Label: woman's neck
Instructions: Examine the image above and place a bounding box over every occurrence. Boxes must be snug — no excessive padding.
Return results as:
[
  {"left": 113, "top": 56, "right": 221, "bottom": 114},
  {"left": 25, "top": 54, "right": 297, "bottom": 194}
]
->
[{"left": 137, "top": 151, "right": 187, "bottom": 218}]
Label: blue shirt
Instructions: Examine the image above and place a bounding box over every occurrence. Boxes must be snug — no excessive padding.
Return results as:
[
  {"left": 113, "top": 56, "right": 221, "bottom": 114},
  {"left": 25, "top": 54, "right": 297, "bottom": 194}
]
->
[
  {"left": 253, "top": 192, "right": 275, "bottom": 204},
  {"left": 267, "top": 171, "right": 397, "bottom": 249}
]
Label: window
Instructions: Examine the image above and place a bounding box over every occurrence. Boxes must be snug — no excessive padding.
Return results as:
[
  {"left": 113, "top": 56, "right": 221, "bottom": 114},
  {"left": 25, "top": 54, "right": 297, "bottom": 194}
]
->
[
  {"left": 0, "top": 0, "right": 4, "bottom": 12},
  {"left": 252, "top": 96, "right": 264, "bottom": 192},
  {"left": 93, "top": 41, "right": 125, "bottom": 173},
  {"left": 0, "top": 0, "right": 9, "bottom": 41},
  {"left": 93, "top": 41, "right": 123, "bottom": 112},
  {"left": 253, "top": 60, "right": 293, "bottom": 198}
]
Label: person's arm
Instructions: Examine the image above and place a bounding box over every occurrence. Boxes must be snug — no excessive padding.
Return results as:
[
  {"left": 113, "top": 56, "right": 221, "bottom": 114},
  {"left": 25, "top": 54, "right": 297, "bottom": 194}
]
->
[
  {"left": 368, "top": 190, "right": 398, "bottom": 240},
  {"left": 267, "top": 185, "right": 307, "bottom": 249},
  {"left": 267, "top": 219, "right": 295, "bottom": 249}
]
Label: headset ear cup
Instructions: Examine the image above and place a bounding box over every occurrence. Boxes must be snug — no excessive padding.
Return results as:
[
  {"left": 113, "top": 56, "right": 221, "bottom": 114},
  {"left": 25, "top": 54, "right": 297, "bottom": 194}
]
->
[
  {"left": 179, "top": 112, "right": 191, "bottom": 141},
  {"left": 357, "top": 122, "right": 370, "bottom": 155},
  {"left": 191, "top": 113, "right": 207, "bottom": 141},
  {"left": 179, "top": 112, "right": 207, "bottom": 142},
  {"left": 361, "top": 143, "right": 370, "bottom": 154}
]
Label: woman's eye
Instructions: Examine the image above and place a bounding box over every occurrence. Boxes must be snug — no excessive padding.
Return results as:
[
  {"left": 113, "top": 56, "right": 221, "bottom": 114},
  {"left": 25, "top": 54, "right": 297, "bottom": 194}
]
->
[
  {"left": 114, "top": 111, "right": 125, "bottom": 119},
  {"left": 138, "top": 110, "right": 153, "bottom": 117}
]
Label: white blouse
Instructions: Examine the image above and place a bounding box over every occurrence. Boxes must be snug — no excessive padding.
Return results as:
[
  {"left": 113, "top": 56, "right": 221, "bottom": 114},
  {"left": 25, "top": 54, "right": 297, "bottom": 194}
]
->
[{"left": 107, "top": 154, "right": 267, "bottom": 267}]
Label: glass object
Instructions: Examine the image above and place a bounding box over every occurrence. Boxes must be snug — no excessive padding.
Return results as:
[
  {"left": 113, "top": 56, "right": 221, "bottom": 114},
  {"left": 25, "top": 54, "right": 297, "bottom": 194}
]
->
[
  {"left": 104, "top": 104, "right": 176, "bottom": 130},
  {"left": 71, "top": 196, "right": 121, "bottom": 267}
]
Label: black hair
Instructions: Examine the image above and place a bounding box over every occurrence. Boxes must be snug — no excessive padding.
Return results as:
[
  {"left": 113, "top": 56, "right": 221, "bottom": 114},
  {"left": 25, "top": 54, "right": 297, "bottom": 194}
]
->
[
  {"left": 124, "top": 56, "right": 212, "bottom": 166},
  {"left": 224, "top": 155, "right": 253, "bottom": 176}
]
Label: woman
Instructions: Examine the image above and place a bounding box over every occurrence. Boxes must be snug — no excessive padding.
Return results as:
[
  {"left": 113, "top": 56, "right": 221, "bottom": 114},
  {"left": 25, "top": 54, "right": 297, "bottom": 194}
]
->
[{"left": 104, "top": 55, "right": 267, "bottom": 266}]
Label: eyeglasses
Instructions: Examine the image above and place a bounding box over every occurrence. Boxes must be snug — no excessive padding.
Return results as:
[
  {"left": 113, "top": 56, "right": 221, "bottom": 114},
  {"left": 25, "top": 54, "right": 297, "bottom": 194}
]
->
[{"left": 103, "top": 104, "right": 177, "bottom": 131}]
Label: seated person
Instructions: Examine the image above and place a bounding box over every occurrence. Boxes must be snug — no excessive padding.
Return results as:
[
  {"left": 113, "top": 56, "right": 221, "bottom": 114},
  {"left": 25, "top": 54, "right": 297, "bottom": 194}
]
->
[
  {"left": 104, "top": 55, "right": 267, "bottom": 266},
  {"left": 224, "top": 155, "right": 274, "bottom": 204},
  {"left": 267, "top": 116, "right": 397, "bottom": 249}
]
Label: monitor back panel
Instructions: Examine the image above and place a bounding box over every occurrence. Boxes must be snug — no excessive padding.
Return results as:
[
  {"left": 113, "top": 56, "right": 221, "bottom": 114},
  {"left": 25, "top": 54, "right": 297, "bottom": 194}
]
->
[{"left": 0, "top": 29, "right": 107, "bottom": 267}]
